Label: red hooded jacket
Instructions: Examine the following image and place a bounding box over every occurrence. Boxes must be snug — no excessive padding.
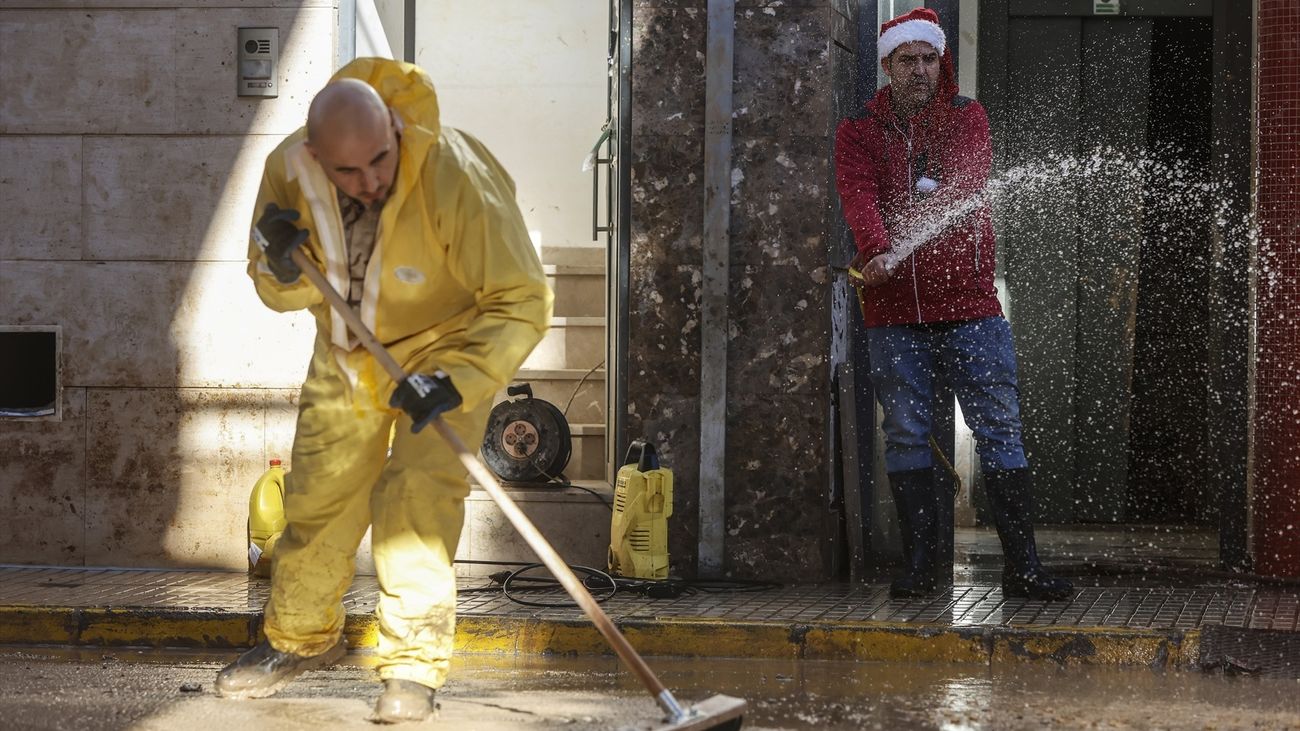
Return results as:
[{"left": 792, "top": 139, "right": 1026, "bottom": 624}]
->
[{"left": 834, "top": 52, "right": 1002, "bottom": 327}]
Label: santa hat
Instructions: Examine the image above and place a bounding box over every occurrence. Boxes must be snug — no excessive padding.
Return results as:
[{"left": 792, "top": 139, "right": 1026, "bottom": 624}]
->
[{"left": 877, "top": 7, "right": 947, "bottom": 61}]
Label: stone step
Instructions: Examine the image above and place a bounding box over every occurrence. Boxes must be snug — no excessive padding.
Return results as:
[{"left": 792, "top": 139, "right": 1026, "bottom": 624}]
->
[
  {"left": 492, "top": 368, "right": 606, "bottom": 425},
  {"left": 457, "top": 479, "right": 614, "bottom": 577},
  {"left": 356, "top": 436, "right": 608, "bottom": 576},
  {"left": 524, "top": 316, "right": 605, "bottom": 371},
  {"left": 545, "top": 264, "right": 605, "bottom": 318},
  {"left": 541, "top": 244, "right": 605, "bottom": 268}
]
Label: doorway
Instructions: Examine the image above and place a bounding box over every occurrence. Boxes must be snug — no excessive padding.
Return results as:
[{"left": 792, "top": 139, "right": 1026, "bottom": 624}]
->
[
  {"left": 977, "top": 1, "right": 1249, "bottom": 532},
  {"left": 395, "top": 1, "right": 625, "bottom": 487}
]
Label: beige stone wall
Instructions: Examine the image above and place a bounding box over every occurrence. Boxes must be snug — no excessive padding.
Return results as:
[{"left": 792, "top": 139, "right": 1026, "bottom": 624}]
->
[{"left": 0, "top": 2, "right": 335, "bottom": 568}]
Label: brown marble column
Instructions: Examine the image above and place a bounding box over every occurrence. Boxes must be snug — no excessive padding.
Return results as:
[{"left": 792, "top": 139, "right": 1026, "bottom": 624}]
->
[{"left": 627, "top": 1, "right": 855, "bottom": 581}]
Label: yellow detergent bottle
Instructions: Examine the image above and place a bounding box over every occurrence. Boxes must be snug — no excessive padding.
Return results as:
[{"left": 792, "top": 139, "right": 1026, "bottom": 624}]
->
[
  {"left": 248, "top": 459, "right": 287, "bottom": 577},
  {"left": 608, "top": 441, "right": 673, "bottom": 579}
]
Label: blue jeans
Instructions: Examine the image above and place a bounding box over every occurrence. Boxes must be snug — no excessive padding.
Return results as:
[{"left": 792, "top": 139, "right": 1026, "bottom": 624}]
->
[{"left": 866, "top": 316, "right": 1029, "bottom": 474}]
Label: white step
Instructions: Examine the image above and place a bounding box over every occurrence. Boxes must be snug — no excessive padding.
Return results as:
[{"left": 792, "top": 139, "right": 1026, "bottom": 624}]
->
[
  {"left": 524, "top": 316, "right": 605, "bottom": 371},
  {"left": 566, "top": 423, "right": 606, "bottom": 482},
  {"left": 545, "top": 264, "right": 605, "bottom": 318},
  {"left": 492, "top": 368, "right": 606, "bottom": 424},
  {"left": 457, "top": 479, "right": 614, "bottom": 577}
]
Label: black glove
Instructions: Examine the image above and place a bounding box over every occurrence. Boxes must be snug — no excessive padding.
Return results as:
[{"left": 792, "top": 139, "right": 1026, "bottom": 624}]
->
[
  {"left": 253, "top": 203, "right": 310, "bottom": 284},
  {"left": 390, "top": 371, "right": 463, "bottom": 433}
]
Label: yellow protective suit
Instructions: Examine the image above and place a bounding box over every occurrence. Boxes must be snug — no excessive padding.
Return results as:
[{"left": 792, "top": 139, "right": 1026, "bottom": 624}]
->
[{"left": 246, "top": 58, "right": 551, "bottom": 689}]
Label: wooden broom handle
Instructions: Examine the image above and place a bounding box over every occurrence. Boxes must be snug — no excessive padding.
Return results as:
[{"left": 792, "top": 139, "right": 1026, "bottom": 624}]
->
[
  {"left": 292, "top": 251, "right": 407, "bottom": 382},
  {"left": 288, "top": 248, "right": 675, "bottom": 704}
]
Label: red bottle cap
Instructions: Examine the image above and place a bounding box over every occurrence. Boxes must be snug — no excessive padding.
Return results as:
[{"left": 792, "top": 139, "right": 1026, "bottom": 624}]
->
[{"left": 269, "top": 459, "right": 282, "bottom": 466}]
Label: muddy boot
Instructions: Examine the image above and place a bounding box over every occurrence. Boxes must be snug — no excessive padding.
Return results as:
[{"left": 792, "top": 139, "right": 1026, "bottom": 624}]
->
[
  {"left": 373, "top": 679, "right": 437, "bottom": 724},
  {"left": 214, "top": 639, "right": 346, "bottom": 699},
  {"left": 888, "top": 468, "right": 947, "bottom": 598},
  {"left": 983, "top": 468, "right": 1073, "bottom": 600}
]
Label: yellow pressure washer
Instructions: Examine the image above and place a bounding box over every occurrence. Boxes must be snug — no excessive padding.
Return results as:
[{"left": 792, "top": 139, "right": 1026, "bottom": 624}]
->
[
  {"left": 608, "top": 440, "right": 673, "bottom": 580},
  {"left": 247, "top": 458, "right": 287, "bottom": 577}
]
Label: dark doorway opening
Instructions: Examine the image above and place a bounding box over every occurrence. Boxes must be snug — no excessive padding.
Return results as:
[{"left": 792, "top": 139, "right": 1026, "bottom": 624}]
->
[
  {"left": 1128, "top": 18, "right": 1214, "bottom": 524},
  {"left": 981, "top": 3, "right": 1244, "bottom": 533}
]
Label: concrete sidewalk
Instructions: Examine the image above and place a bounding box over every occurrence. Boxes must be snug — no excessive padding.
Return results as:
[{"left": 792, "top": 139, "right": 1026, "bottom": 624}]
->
[{"left": 1, "top": 564, "right": 1297, "bottom": 673}]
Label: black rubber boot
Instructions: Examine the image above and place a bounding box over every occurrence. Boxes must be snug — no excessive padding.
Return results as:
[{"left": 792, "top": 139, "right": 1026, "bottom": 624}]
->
[
  {"left": 373, "top": 679, "right": 437, "bottom": 723},
  {"left": 983, "top": 468, "right": 1073, "bottom": 600},
  {"left": 888, "top": 468, "right": 946, "bottom": 598},
  {"left": 214, "top": 639, "right": 346, "bottom": 699}
]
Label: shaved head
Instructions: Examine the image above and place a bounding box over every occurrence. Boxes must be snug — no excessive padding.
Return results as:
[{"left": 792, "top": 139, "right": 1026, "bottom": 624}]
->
[
  {"left": 307, "top": 78, "right": 388, "bottom": 144},
  {"left": 305, "top": 78, "right": 401, "bottom": 205}
]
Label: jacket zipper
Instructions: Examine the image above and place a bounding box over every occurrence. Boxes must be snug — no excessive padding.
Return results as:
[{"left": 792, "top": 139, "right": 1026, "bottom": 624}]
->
[{"left": 892, "top": 118, "right": 924, "bottom": 324}]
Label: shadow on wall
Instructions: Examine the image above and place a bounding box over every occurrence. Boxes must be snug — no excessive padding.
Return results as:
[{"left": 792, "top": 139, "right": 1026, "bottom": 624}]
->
[{"left": 0, "top": 5, "right": 330, "bottom": 570}]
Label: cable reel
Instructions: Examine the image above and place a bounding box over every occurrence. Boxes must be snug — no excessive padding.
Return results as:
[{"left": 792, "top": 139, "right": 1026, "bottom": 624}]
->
[{"left": 481, "top": 383, "right": 572, "bottom": 483}]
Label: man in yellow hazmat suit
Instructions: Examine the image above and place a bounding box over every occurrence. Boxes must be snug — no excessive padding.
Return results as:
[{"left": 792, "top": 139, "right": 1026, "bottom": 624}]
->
[{"left": 215, "top": 58, "right": 551, "bottom": 723}]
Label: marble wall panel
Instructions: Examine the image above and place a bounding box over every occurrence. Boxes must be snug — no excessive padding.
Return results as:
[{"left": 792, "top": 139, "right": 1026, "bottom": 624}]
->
[
  {"left": 84, "top": 135, "right": 284, "bottom": 262},
  {"left": 631, "top": 2, "right": 706, "bottom": 137},
  {"left": 0, "top": 136, "right": 82, "bottom": 260},
  {"left": 628, "top": 134, "right": 705, "bottom": 396},
  {"left": 728, "top": 134, "right": 830, "bottom": 269},
  {"left": 0, "top": 11, "right": 177, "bottom": 134},
  {"left": 0, "top": 261, "right": 315, "bottom": 390},
  {"left": 733, "top": 5, "right": 831, "bottom": 139},
  {"left": 724, "top": 391, "right": 830, "bottom": 579},
  {"left": 0, "top": 388, "right": 87, "bottom": 564},
  {"left": 84, "top": 387, "right": 265, "bottom": 568},
  {"left": 634, "top": 1, "right": 827, "bottom": 7},
  {"left": 635, "top": 0, "right": 705, "bottom": 7},
  {"left": 728, "top": 262, "right": 830, "bottom": 395},
  {"left": 627, "top": 258, "right": 703, "bottom": 398},
  {"left": 628, "top": 1, "right": 844, "bottom": 579},
  {"left": 631, "top": 134, "right": 705, "bottom": 260}
]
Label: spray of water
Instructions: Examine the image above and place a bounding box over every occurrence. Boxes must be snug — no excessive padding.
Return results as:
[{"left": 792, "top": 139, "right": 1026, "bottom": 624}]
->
[{"left": 880, "top": 145, "right": 1247, "bottom": 272}]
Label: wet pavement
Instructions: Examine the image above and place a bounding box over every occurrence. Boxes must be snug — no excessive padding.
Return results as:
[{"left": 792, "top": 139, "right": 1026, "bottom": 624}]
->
[
  {"left": 3, "top": 527, "right": 1300, "bottom": 675},
  {"left": 3, "top": 525, "right": 1300, "bottom": 729},
  {"left": 1, "top": 648, "right": 1298, "bottom": 730}
]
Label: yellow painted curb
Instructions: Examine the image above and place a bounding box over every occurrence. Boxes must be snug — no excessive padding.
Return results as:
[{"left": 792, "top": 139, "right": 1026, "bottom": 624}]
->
[
  {"left": 803, "top": 623, "right": 989, "bottom": 663},
  {"left": 0, "top": 606, "right": 81, "bottom": 646},
  {"left": 0, "top": 605, "right": 1203, "bottom": 670},
  {"left": 78, "top": 608, "right": 253, "bottom": 648},
  {"left": 0, "top": 606, "right": 255, "bottom": 648},
  {"left": 989, "top": 626, "right": 1194, "bottom": 668}
]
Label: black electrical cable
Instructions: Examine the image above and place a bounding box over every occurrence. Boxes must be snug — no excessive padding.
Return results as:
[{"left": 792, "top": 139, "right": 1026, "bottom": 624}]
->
[
  {"left": 499, "top": 563, "right": 618, "bottom": 607},
  {"left": 454, "top": 558, "right": 781, "bottom": 607},
  {"left": 562, "top": 360, "right": 606, "bottom": 417},
  {"left": 531, "top": 465, "right": 614, "bottom": 511}
]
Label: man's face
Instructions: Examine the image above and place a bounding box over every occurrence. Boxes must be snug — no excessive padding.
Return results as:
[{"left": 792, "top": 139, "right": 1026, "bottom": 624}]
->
[
  {"left": 882, "top": 41, "right": 941, "bottom": 111},
  {"left": 309, "top": 110, "right": 400, "bottom": 206}
]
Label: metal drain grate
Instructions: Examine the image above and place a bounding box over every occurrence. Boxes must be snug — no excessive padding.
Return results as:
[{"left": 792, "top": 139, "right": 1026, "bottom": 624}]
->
[{"left": 1199, "top": 624, "right": 1300, "bottom": 678}]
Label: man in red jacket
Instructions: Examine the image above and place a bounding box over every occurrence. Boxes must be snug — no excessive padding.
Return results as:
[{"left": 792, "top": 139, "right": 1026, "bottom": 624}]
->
[{"left": 834, "top": 8, "right": 1072, "bottom": 600}]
